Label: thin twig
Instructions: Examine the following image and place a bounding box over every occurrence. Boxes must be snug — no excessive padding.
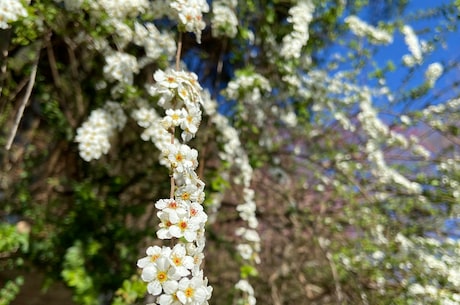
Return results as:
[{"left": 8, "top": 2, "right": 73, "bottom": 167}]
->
[
  {"left": 317, "top": 238, "right": 344, "bottom": 304},
  {"left": 64, "top": 36, "right": 85, "bottom": 117},
  {"left": 6, "top": 46, "right": 41, "bottom": 150},
  {"left": 175, "top": 32, "right": 182, "bottom": 70},
  {"left": 170, "top": 128, "right": 176, "bottom": 199}
]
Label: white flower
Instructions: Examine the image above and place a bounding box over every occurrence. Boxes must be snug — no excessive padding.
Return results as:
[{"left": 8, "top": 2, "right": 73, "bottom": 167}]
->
[
  {"left": 169, "top": 244, "right": 194, "bottom": 276},
  {"left": 162, "top": 143, "right": 198, "bottom": 173},
  {"left": 141, "top": 256, "right": 181, "bottom": 296},
  {"left": 0, "top": 0, "right": 28, "bottom": 29},
  {"left": 155, "top": 199, "right": 187, "bottom": 224},
  {"left": 137, "top": 246, "right": 171, "bottom": 269},
  {"left": 93, "top": 0, "right": 149, "bottom": 18},
  {"left": 189, "top": 202, "right": 207, "bottom": 222},
  {"left": 345, "top": 15, "right": 393, "bottom": 45},
  {"left": 75, "top": 102, "right": 126, "bottom": 161},
  {"left": 402, "top": 25, "right": 422, "bottom": 65},
  {"left": 170, "top": 215, "right": 201, "bottom": 242},
  {"left": 156, "top": 280, "right": 181, "bottom": 305},
  {"left": 425, "top": 62, "right": 443, "bottom": 87},
  {"left": 180, "top": 107, "right": 202, "bottom": 142},
  {"left": 148, "top": 69, "right": 203, "bottom": 111},
  {"left": 175, "top": 184, "right": 203, "bottom": 204},
  {"left": 157, "top": 209, "right": 201, "bottom": 242},
  {"left": 281, "top": 110, "right": 298, "bottom": 127},
  {"left": 134, "top": 22, "right": 176, "bottom": 63},
  {"left": 280, "top": 0, "right": 315, "bottom": 59},
  {"left": 162, "top": 108, "right": 187, "bottom": 130},
  {"left": 211, "top": 2, "right": 238, "bottom": 38},
  {"left": 176, "top": 274, "right": 212, "bottom": 304},
  {"left": 235, "top": 279, "right": 256, "bottom": 305},
  {"left": 236, "top": 244, "right": 253, "bottom": 260},
  {"left": 103, "top": 51, "right": 139, "bottom": 84},
  {"left": 170, "top": 0, "right": 209, "bottom": 43}
]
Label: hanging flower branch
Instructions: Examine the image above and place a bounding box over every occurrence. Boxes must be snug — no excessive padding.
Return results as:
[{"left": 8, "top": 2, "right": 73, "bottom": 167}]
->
[{"left": 137, "top": 1, "right": 212, "bottom": 304}]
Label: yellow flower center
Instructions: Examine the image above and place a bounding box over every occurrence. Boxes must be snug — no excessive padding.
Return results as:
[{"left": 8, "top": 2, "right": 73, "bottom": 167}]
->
[
  {"left": 150, "top": 254, "right": 160, "bottom": 262},
  {"left": 157, "top": 271, "right": 168, "bottom": 283},
  {"left": 168, "top": 201, "right": 178, "bottom": 209},
  {"left": 181, "top": 192, "right": 190, "bottom": 201},
  {"left": 172, "top": 255, "right": 182, "bottom": 266},
  {"left": 175, "top": 153, "right": 184, "bottom": 162},
  {"left": 179, "top": 220, "right": 188, "bottom": 230},
  {"left": 185, "top": 287, "right": 194, "bottom": 298}
]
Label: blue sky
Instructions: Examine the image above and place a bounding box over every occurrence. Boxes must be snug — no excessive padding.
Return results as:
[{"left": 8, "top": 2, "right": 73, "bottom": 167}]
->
[{"left": 372, "top": 0, "right": 460, "bottom": 110}]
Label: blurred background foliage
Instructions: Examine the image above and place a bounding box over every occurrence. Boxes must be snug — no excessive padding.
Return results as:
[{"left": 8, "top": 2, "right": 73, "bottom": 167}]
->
[{"left": 1, "top": 0, "right": 460, "bottom": 305}]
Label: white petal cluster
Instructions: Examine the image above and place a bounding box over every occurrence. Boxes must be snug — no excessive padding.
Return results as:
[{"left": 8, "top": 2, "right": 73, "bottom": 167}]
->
[
  {"left": 396, "top": 235, "right": 460, "bottom": 303},
  {"left": 235, "top": 279, "right": 256, "bottom": 305},
  {"left": 104, "top": 18, "right": 133, "bottom": 49},
  {"left": 132, "top": 106, "right": 171, "bottom": 151},
  {"left": 75, "top": 101, "right": 126, "bottom": 162},
  {"left": 401, "top": 25, "right": 422, "bottom": 67},
  {"left": 211, "top": 0, "right": 238, "bottom": 38},
  {"left": 225, "top": 71, "right": 271, "bottom": 126},
  {"left": 345, "top": 15, "right": 393, "bottom": 45},
  {"left": 133, "top": 22, "right": 176, "bottom": 66},
  {"left": 147, "top": 69, "right": 203, "bottom": 142},
  {"left": 203, "top": 94, "right": 261, "bottom": 304},
  {"left": 170, "top": 0, "right": 210, "bottom": 43},
  {"left": 0, "top": 0, "right": 28, "bottom": 29},
  {"left": 424, "top": 62, "right": 443, "bottom": 87},
  {"left": 92, "top": 0, "right": 149, "bottom": 19},
  {"left": 103, "top": 51, "right": 139, "bottom": 85},
  {"left": 280, "top": 0, "right": 315, "bottom": 59},
  {"left": 365, "top": 142, "right": 422, "bottom": 195},
  {"left": 138, "top": 69, "right": 212, "bottom": 305}
]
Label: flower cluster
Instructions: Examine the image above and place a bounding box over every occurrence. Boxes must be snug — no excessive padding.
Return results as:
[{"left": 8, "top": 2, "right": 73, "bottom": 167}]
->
[
  {"left": 401, "top": 25, "right": 422, "bottom": 67},
  {"left": 133, "top": 22, "right": 176, "bottom": 66},
  {"left": 0, "top": 0, "right": 28, "bottom": 29},
  {"left": 103, "top": 51, "right": 139, "bottom": 85},
  {"left": 424, "top": 62, "right": 443, "bottom": 87},
  {"left": 75, "top": 101, "right": 127, "bottom": 162},
  {"left": 170, "top": 0, "right": 210, "bottom": 43},
  {"left": 132, "top": 105, "right": 171, "bottom": 150},
  {"left": 235, "top": 279, "right": 257, "bottom": 305},
  {"left": 211, "top": 0, "right": 238, "bottom": 38},
  {"left": 91, "top": 0, "right": 149, "bottom": 19},
  {"left": 137, "top": 68, "right": 212, "bottom": 305},
  {"left": 203, "top": 104, "right": 260, "bottom": 305},
  {"left": 421, "top": 98, "right": 460, "bottom": 131},
  {"left": 345, "top": 15, "right": 393, "bottom": 45},
  {"left": 280, "top": 0, "right": 315, "bottom": 59},
  {"left": 224, "top": 71, "right": 271, "bottom": 127},
  {"left": 147, "top": 69, "right": 203, "bottom": 142}
]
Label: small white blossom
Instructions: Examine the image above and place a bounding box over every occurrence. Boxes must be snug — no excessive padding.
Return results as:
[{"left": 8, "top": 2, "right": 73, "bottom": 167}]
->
[
  {"left": 0, "top": 0, "right": 28, "bottom": 29},
  {"left": 103, "top": 51, "right": 139, "bottom": 85},
  {"left": 402, "top": 25, "right": 422, "bottom": 66},
  {"left": 280, "top": 0, "right": 315, "bottom": 59},
  {"left": 211, "top": 1, "right": 238, "bottom": 38},
  {"left": 170, "top": 0, "right": 209, "bottom": 43},
  {"left": 345, "top": 15, "right": 393, "bottom": 45},
  {"left": 425, "top": 62, "right": 443, "bottom": 87},
  {"left": 75, "top": 102, "right": 126, "bottom": 162}
]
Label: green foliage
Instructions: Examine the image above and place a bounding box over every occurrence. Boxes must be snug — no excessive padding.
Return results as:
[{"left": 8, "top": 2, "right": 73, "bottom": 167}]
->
[
  {"left": 61, "top": 241, "right": 98, "bottom": 305},
  {"left": 0, "top": 277, "right": 24, "bottom": 305},
  {"left": 0, "top": 223, "right": 29, "bottom": 305},
  {"left": 110, "top": 276, "right": 146, "bottom": 305}
]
